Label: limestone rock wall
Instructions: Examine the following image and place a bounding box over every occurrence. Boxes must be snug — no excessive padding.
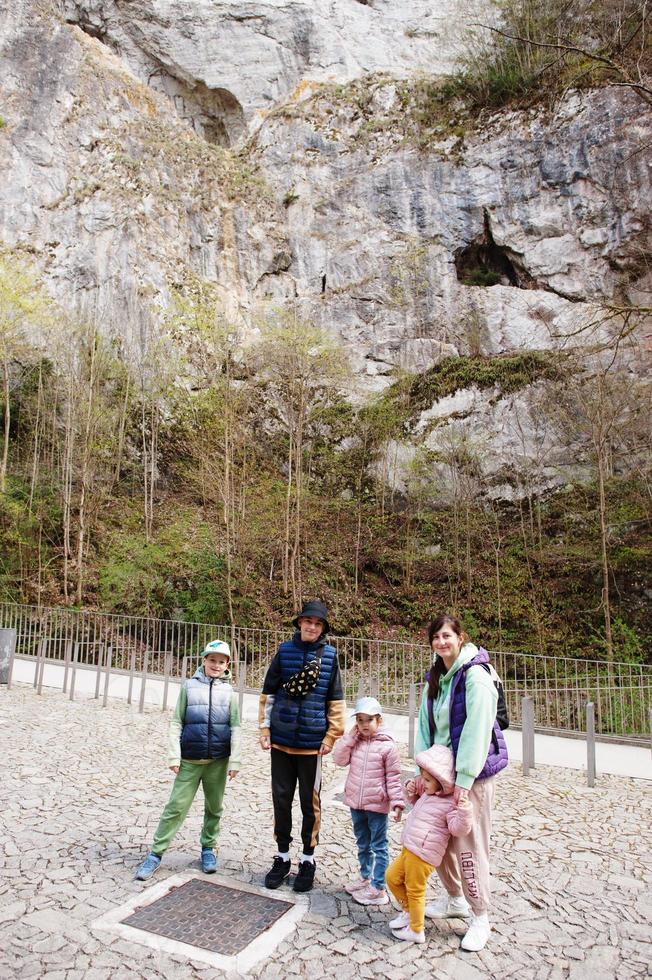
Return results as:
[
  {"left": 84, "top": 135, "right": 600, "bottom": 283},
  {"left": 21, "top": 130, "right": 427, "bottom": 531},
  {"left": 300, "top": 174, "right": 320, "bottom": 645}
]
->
[{"left": 1, "top": 0, "right": 650, "bottom": 493}]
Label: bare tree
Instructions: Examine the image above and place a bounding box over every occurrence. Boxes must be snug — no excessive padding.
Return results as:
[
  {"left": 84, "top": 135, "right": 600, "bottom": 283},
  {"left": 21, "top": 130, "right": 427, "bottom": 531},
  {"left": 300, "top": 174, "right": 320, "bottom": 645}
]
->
[
  {"left": 253, "top": 309, "right": 349, "bottom": 606},
  {"left": 167, "top": 287, "right": 248, "bottom": 624},
  {"left": 0, "top": 256, "right": 51, "bottom": 493}
]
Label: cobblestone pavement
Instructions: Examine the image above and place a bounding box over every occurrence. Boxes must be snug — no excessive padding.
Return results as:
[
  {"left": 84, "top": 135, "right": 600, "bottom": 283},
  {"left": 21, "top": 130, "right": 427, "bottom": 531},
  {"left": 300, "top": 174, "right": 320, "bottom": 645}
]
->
[{"left": 1, "top": 685, "right": 651, "bottom": 980}]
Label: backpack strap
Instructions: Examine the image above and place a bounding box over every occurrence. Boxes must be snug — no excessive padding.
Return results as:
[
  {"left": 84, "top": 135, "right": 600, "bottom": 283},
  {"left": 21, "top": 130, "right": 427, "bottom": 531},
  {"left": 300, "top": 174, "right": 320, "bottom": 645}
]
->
[{"left": 427, "top": 696, "right": 435, "bottom": 742}]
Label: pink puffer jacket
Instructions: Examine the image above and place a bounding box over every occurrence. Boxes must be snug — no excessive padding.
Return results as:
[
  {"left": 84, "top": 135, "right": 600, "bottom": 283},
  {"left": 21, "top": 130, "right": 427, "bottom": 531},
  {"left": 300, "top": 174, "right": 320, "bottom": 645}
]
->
[
  {"left": 401, "top": 744, "right": 473, "bottom": 866},
  {"left": 332, "top": 726, "right": 405, "bottom": 814}
]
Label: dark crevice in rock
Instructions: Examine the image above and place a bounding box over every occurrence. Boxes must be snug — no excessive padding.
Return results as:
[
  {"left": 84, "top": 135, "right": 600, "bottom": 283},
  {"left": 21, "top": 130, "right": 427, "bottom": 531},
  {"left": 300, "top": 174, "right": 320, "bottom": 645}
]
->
[
  {"left": 454, "top": 211, "right": 584, "bottom": 302},
  {"left": 66, "top": 14, "right": 111, "bottom": 49},
  {"left": 455, "top": 210, "right": 528, "bottom": 288}
]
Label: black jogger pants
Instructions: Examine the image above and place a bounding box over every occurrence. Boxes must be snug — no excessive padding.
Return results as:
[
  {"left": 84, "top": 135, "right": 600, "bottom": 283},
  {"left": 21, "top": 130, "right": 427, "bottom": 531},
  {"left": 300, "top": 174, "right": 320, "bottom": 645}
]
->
[{"left": 270, "top": 748, "right": 322, "bottom": 855}]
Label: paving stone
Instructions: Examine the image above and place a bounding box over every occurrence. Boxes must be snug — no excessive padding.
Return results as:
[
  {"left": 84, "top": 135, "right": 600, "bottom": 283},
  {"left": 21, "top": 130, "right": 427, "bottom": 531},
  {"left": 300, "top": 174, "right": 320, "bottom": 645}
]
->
[{"left": 2, "top": 684, "right": 650, "bottom": 980}]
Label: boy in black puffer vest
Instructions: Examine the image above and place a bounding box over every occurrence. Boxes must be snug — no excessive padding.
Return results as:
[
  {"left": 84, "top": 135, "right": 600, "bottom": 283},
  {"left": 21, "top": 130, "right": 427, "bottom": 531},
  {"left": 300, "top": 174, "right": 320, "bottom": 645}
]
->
[
  {"left": 134, "top": 640, "right": 240, "bottom": 881},
  {"left": 259, "top": 600, "right": 345, "bottom": 892}
]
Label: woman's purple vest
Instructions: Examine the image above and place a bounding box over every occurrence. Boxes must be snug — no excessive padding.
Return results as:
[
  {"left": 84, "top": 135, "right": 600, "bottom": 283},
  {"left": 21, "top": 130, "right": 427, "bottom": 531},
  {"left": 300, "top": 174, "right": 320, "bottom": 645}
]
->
[{"left": 431, "top": 647, "right": 508, "bottom": 781}]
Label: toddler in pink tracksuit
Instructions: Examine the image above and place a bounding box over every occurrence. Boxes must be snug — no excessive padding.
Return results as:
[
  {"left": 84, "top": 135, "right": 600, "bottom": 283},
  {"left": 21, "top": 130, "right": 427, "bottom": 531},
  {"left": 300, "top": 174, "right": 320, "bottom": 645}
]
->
[
  {"left": 385, "top": 743, "right": 473, "bottom": 943},
  {"left": 332, "top": 696, "right": 405, "bottom": 906}
]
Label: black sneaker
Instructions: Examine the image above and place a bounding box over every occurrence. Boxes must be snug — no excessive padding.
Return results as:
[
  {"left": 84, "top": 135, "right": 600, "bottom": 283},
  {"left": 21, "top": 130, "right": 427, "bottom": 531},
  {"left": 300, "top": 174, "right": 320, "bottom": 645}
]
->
[
  {"left": 293, "top": 859, "right": 316, "bottom": 893},
  {"left": 264, "top": 856, "right": 292, "bottom": 889}
]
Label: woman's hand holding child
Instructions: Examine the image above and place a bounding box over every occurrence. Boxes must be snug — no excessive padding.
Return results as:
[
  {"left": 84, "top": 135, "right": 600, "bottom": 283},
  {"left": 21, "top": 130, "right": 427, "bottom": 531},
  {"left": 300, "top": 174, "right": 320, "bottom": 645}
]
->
[{"left": 392, "top": 806, "right": 403, "bottom": 823}]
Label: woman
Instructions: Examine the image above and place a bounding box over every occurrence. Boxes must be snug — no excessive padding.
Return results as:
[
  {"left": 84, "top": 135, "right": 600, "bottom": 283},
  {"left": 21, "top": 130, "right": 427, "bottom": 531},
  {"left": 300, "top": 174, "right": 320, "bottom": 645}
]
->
[{"left": 411, "top": 613, "right": 508, "bottom": 951}]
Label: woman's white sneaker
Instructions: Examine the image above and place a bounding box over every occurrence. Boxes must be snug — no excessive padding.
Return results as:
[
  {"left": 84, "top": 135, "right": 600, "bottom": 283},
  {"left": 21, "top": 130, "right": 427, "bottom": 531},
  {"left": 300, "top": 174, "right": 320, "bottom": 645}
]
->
[
  {"left": 391, "top": 925, "right": 425, "bottom": 944},
  {"left": 388, "top": 910, "right": 410, "bottom": 930},
  {"left": 425, "top": 895, "right": 471, "bottom": 919},
  {"left": 460, "top": 913, "right": 491, "bottom": 951}
]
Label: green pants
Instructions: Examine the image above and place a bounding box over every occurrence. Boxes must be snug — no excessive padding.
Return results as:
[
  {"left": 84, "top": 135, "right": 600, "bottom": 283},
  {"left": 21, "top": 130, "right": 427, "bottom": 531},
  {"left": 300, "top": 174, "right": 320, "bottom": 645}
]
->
[{"left": 152, "top": 758, "right": 229, "bottom": 855}]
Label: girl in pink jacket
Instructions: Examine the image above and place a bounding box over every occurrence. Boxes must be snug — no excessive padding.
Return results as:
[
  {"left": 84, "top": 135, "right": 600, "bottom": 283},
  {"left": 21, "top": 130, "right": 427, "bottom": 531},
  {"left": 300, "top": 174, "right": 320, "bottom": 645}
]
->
[
  {"left": 332, "top": 696, "right": 405, "bottom": 906},
  {"left": 385, "top": 743, "right": 473, "bottom": 944}
]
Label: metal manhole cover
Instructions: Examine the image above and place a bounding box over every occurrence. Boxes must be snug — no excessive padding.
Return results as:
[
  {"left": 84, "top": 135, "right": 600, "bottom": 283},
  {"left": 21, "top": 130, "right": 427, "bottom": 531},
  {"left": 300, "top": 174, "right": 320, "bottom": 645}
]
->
[{"left": 122, "top": 878, "right": 293, "bottom": 955}]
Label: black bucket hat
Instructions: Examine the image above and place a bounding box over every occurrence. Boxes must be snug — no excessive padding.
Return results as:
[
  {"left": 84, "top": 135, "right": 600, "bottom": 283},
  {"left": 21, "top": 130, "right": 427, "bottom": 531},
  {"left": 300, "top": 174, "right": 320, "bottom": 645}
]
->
[{"left": 292, "top": 599, "right": 330, "bottom": 634}]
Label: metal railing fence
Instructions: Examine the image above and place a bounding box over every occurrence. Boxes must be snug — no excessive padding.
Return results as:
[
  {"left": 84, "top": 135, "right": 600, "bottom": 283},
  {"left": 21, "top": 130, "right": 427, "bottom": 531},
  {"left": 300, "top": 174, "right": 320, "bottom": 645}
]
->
[{"left": 1, "top": 601, "right": 650, "bottom": 741}]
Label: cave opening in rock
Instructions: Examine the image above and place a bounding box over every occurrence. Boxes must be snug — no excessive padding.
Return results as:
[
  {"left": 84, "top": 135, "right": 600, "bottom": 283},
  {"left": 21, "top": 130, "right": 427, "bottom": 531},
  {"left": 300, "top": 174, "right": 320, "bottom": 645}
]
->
[
  {"left": 148, "top": 71, "right": 246, "bottom": 148},
  {"left": 455, "top": 210, "right": 534, "bottom": 288}
]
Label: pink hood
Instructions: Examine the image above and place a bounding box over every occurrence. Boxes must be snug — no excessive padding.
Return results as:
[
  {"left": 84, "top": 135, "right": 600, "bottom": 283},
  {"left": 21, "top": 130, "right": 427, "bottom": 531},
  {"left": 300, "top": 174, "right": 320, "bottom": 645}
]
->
[
  {"left": 332, "top": 725, "right": 405, "bottom": 815},
  {"left": 414, "top": 744, "right": 456, "bottom": 795}
]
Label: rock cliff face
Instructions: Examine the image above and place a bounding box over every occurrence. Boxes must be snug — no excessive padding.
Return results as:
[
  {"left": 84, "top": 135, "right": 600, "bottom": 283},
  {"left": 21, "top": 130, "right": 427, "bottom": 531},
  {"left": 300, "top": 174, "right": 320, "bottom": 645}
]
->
[
  {"left": 1, "top": 0, "right": 650, "bottom": 493},
  {"left": 59, "top": 0, "right": 472, "bottom": 143}
]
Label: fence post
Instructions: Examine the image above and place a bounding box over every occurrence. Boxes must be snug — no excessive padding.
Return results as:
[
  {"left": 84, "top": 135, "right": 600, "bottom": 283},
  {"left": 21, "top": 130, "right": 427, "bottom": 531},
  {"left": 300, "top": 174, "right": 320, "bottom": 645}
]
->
[
  {"left": 33, "top": 639, "right": 44, "bottom": 688},
  {"left": 127, "top": 651, "right": 136, "bottom": 705},
  {"left": 238, "top": 660, "right": 245, "bottom": 720},
  {"left": 102, "top": 645, "right": 113, "bottom": 708},
  {"left": 139, "top": 651, "right": 149, "bottom": 713},
  {"left": 522, "top": 696, "right": 535, "bottom": 776},
  {"left": 649, "top": 708, "right": 652, "bottom": 760},
  {"left": 356, "top": 678, "right": 365, "bottom": 701},
  {"left": 94, "top": 644, "right": 105, "bottom": 699},
  {"left": 180, "top": 655, "right": 188, "bottom": 683},
  {"left": 62, "top": 640, "right": 72, "bottom": 694},
  {"left": 586, "top": 702, "right": 596, "bottom": 787},
  {"left": 162, "top": 654, "right": 172, "bottom": 711},
  {"left": 69, "top": 643, "right": 79, "bottom": 701},
  {"left": 37, "top": 640, "right": 47, "bottom": 695},
  {"left": 0, "top": 628, "right": 17, "bottom": 688},
  {"left": 408, "top": 683, "right": 417, "bottom": 759}
]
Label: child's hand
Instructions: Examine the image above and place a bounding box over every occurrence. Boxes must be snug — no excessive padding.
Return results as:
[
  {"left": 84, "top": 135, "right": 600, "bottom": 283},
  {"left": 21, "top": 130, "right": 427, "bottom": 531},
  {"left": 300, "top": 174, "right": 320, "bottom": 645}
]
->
[
  {"left": 453, "top": 785, "right": 470, "bottom": 804},
  {"left": 405, "top": 778, "right": 416, "bottom": 796},
  {"left": 392, "top": 807, "right": 403, "bottom": 823},
  {"left": 228, "top": 769, "right": 238, "bottom": 780},
  {"left": 170, "top": 765, "right": 179, "bottom": 774}
]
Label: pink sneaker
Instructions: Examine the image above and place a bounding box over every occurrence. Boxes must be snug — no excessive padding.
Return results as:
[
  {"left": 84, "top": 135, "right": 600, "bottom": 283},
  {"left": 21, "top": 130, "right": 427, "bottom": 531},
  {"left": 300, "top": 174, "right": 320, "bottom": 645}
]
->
[
  {"left": 353, "top": 884, "right": 389, "bottom": 906},
  {"left": 345, "top": 877, "right": 370, "bottom": 895}
]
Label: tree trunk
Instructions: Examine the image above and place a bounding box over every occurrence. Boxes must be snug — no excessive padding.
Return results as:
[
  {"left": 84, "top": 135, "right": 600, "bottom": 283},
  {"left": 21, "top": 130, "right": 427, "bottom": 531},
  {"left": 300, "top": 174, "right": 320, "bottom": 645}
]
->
[
  {"left": 1, "top": 360, "right": 10, "bottom": 493},
  {"left": 597, "top": 441, "right": 614, "bottom": 671}
]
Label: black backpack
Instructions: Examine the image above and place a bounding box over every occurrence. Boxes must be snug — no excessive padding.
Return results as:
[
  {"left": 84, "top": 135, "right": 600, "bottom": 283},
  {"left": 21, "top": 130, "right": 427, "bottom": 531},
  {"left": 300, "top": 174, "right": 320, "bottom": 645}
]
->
[
  {"left": 482, "top": 662, "right": 510, "bottom": 730},
  {"left": 427, "top": 660, "right": 509, "bottom": 737}
]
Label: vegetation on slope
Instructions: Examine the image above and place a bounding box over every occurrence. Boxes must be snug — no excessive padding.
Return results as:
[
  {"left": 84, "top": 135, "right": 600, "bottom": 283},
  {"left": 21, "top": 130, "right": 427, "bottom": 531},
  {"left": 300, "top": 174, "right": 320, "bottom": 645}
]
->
[{"left": 1, "top": 257, "right": 650, "bottom": 664}]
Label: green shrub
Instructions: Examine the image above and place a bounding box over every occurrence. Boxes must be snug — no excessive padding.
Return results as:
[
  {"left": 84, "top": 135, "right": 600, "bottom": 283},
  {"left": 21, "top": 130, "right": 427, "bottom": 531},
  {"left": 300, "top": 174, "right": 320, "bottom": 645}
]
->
[
  {"left": 98, "top": 519, "right": 230, "bottom": 622},
  {"left": 463, "top": 269, "right": 502, "bottom": 287}
]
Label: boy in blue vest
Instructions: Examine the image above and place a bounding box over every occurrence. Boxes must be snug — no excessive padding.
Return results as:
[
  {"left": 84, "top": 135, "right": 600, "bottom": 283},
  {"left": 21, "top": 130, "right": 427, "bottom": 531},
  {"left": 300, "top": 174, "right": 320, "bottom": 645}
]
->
[
  {"left": 134, "top": 639, "right": 240, "bottom": 881},
  {"left": 259, "top": 600, "right": 345, "bottom": 893}
]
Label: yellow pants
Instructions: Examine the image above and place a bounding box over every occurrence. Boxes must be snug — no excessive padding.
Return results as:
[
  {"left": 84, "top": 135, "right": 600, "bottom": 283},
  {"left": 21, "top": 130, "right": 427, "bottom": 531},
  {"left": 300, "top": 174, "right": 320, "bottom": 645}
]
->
[{"left": 386, "top": 847, "right": 436, "bottom": 933}]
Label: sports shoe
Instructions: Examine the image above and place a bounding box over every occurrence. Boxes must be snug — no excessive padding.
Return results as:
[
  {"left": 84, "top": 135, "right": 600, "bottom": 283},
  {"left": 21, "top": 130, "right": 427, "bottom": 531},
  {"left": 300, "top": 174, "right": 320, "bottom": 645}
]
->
[
  {"left": 293, "top": 859, "right": 316, "bottom": 893},
  {"left": 460, "top": 912, "right": 491, "bottom": 951},
  {"left": 425, "top": 894, "right": 471, "bottom": 919},
  {"left": 389, "top": 910, "right": 410, "bottom": 930},
  {"left": 391, "top": 925, "right": 425, "bottom": 944},
  {"left": 353, "top": 884, "right": 389, "bottom": 906},
  {"left": 134, "top": 853, "right": 161, "bottom": 881},
  {"left": 264, "top": 856, "right": 292, "bottom": 889},
  {"left": 201, "top": 848, "right": 217, "bottom": 874},
  {"left": 345, "top": 876, "right": 370, "bottom": 894}
]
